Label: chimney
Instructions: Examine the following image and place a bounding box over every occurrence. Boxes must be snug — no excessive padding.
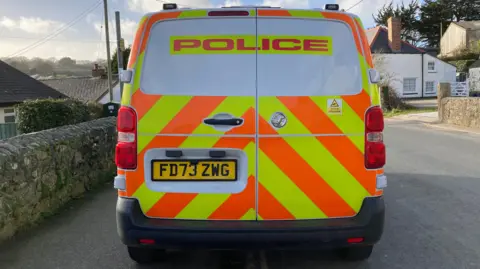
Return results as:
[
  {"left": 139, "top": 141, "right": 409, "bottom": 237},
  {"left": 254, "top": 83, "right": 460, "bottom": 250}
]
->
[
  {"left": 387, "top": 17, "right": 401, "bottom": 52},
  {"left": 92, "top": 64, "right": 105, "bottom": 77}
]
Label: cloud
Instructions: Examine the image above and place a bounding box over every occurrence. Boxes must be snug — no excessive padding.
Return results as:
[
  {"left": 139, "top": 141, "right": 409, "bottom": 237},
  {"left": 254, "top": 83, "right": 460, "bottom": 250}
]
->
[
  {"left": 261, "top": 0, "right": 308, "bottom": 8},
  {"left": 92, "top": 18, "right": 138, "bottom": 46},
  {"left": 0, "top": 16, "right": 67, "bottom": 35},
  {"left": 0, "top": 38, "right": 107, "bottom": 61},
  {"left": 127, "top": 0, "right": 213, "bottom": 12}
]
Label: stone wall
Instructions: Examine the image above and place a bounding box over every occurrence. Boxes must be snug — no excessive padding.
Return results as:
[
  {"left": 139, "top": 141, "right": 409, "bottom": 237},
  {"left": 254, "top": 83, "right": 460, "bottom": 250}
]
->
[
  {"left": 440, "top": 97, "right": 480, "bottom": 128},
  {"left": 0, "top": 117, "right": 116, "bottom": 242}
]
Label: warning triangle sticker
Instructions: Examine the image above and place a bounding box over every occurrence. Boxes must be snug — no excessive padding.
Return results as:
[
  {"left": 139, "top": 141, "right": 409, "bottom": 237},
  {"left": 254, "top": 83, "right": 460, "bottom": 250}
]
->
[{"left": 330, "top": 99, "right": 339, "bottom": 107}]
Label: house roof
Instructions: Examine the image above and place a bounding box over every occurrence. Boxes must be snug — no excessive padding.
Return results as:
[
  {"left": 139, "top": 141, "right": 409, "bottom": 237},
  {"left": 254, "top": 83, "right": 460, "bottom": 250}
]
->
[
  {"left": 452, "top": 21, "right": 480, "bottom": 30},
  {"left": 365, "top": 26, "right": 425, "bottom": 54},
  {"left": 0, "top": 60, "right": 67, "bottom": 105},
  {"left": 40, "top": 75, "right": 119, "bottom": 102},
  {"left": 469, "top": 59, "right": 480, "bottom": 69}
]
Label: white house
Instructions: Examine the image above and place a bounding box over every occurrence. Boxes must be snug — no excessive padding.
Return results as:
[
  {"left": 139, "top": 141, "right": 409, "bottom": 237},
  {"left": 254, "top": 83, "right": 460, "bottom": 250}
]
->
[{"left": 366, "top": 17, "right": 457, "bottom": 98}]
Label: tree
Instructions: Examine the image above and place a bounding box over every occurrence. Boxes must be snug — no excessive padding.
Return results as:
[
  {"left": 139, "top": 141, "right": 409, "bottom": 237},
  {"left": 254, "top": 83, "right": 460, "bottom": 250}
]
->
[
  {"left": 30, "top": 57, "right": 54, "bottom": 76},
  {"left": 57, "top": 57, "right": 76, "bottom": 68},
  {"left": 417, "top": 0, "right": 480, "bottom": 48},
  {"left": 372, "top": 0, "right": 420, "bottom": 46},
  {"left": 111, "top": 46, "right": 131, "bottom": 74}
]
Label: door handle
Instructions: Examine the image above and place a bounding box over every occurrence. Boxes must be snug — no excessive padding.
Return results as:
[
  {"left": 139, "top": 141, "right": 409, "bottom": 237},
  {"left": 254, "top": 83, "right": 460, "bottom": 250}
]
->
[
  {"left": 203, "top": 118, "right": 243, "bottom": 126},
  {"left": 203, "top": 113, "right": 244, "bottom": 128}
]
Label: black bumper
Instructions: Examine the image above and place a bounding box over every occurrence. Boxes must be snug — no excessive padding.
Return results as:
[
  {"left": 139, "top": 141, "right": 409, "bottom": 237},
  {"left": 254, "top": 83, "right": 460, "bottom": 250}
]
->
[{"left": 116, "top": 196, "right": 385, "bottom": 250}]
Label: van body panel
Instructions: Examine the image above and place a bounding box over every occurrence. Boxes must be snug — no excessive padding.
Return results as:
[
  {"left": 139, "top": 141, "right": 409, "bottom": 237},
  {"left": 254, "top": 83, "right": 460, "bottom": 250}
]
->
[{"left": 118, "top": 8, "right": 381, "bottom": 222}]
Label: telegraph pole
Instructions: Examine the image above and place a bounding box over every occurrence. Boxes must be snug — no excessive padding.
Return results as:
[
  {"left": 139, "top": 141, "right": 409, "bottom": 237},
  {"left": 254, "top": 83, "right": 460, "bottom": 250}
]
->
[
  {"left": 103, "top": 0, "right": 113, "bottom": 102},
  {"left": 115, "top": 11, "right": 124, "bottom": 102}
]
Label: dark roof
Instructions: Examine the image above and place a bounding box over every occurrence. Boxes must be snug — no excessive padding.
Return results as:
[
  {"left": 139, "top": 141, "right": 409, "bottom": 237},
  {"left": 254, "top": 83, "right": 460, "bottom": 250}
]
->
[
  {"left": 470, "top": 59, "right": 480, "bottom": 69},
  {"left": 452, "top": 21, "right": 480, "bottom": 30},
  {"left": 0, "top": 60, "right": 67, "bottom": 105},
  {"left": 366, "top": 27, "right": 425, "bottom": 54},
  {"left": 40, "top": 75, "right": 119, "bottom": 102}
]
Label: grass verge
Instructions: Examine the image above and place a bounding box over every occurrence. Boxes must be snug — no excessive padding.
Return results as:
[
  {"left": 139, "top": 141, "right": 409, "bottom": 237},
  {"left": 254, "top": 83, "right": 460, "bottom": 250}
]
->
[{"left": 383, "top": 107, "right": 438, "bottom": 118}]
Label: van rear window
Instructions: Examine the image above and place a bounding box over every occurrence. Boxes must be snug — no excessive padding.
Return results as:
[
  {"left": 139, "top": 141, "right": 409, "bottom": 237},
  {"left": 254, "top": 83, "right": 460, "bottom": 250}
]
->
[
  {"left": 256, "top": 18, "right": 363, "bottom": 96},
  {"left": 140, "top": 17, "right": 363, "bottom": 97},
  {"left": 140, "top": 18, "right": 257, "bottom": 96}
]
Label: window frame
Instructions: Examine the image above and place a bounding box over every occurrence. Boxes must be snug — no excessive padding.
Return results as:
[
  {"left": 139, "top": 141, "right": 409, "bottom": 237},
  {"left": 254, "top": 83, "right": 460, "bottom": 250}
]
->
[
  {"left": 427, "top": 61, "right": 436, "bottom": 73},
  {"left": 403, "top": 77, "right": 417, "bottom": 94}
]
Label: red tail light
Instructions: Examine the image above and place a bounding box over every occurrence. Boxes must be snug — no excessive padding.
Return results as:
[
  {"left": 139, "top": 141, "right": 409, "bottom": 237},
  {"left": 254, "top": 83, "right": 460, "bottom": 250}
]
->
[
  {"left": 115, "top": 106, "right": 137, "bottom": 169},
  {"left": 365, "top": 106, "right": 385, "bottom": 169}
]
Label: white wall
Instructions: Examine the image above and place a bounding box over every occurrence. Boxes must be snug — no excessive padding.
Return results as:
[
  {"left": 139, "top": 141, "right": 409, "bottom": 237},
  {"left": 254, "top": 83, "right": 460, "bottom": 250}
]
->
[
  {"left": 440, "top": 24, "right": 467, "bottom": 56},
  {"left": 423, "top": 54, "right": 457, "bottom": 97},
  {"left": 375, "top": 53, "right": 456, "bottom": 98},
  {"left": 99, "top": 83, "right": 122, "bottom": 104}
]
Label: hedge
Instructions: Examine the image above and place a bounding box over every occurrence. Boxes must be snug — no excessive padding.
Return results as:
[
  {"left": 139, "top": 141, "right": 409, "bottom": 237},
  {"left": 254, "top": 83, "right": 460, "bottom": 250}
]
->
[{"left": 15, "top": 99, "right": 104, "bottom": 134}]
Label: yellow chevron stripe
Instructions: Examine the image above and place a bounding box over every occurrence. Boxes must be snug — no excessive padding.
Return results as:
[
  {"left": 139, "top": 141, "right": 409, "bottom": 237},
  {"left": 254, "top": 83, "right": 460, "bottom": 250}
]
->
[
  {"left": 121, "top": 83, "right": 133, "bottom": 106},
  {"left": 131, "top": 52, "right": 145, "bottom": 95},
  {"left": 282, "top": 136, "right": 369, "bottom": 212},
  {"left": 258, "top": 98, "right": 369, "bottom": 212},
  {"left": 241, "top": 208, "right": 257, "bottom": 220},
  {"left": 258, "top": 149, "right": 326, "bottom": 219},
  {"left": 174, "top": 141, "right": 256, "bottom": 219},
  {"left": 133, "top": 184, "right": 165, "bottom": 213},
  {"left": 137, "top": 96, "right": 192, "bottom": 152},
  {"left": 310, "top": 96, "right": 365, "bottom": 152},
  {"left": 176, "top": 194, "right": 230, "bottom": 219},
  {"left": 185, "top": 96, "right": 255, "bottom": 136},
  {"left": 359, "top": 53, "right": 370, "bottom": 95}
]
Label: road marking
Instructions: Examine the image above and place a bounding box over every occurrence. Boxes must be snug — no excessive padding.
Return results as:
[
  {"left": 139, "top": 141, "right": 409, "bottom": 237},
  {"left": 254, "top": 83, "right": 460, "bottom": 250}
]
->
[{"left": 260, "top": 251, "right": 269, "bottom": 269}]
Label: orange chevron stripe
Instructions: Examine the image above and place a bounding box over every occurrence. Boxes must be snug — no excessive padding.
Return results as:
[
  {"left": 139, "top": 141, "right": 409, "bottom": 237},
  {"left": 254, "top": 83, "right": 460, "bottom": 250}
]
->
[
  {"left": 147, "top": 193, "right": 197, "bottom": 218},
  {"left": 258, "top": 182, "right": 295, "bottom": 220},
  {"left": 355, "top": 19, "right": 373, "bottom": 67},
  {"left": 342, "top": 89, "right": 370, "bottom": 119},
  {"left": 321, "top": 12, "right": 363, "bottom": 55},
  {"left": 278, "top": 96, "right": 376, "bottom": 194},
  {"left": 160, "top": 96, "right": 226, "bottom": 134},
  {"left": 125, "top": 136, "right": 185, "bottom": 196},
  {"left": 144, "top": 105, "right": 255, "bottom": 218},
  {"left": 126, "top": 97, "right": 224, "bottom": 196},
  {"left": 140, "top": 11, "right": 181, "bottom": 54},
  {"left": 128, "top": 18, "right": 147, "bottom": 69},
  {"left": 258, "top": 117, "right": 355, "bottom": 217},
  {"left": 131, "top": 90, "right": 162, "bottom": 120},
  {"left": 208, "top": 176, "right": 256, "bottom": 220}
]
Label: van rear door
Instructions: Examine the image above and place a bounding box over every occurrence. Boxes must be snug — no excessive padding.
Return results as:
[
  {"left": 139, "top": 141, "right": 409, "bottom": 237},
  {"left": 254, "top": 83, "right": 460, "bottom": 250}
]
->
[
  {"left": 256, "top": 9, "right": 377, "bottom": 220},
  {"left": 127, "top": 10, "right": 258, "bottom": 221}
]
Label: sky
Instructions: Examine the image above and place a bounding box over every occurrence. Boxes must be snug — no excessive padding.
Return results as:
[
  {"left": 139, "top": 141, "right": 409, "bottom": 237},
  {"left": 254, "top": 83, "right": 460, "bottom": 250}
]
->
[{"left": 0, "top": 0, "right": 409, "bottom": 61}]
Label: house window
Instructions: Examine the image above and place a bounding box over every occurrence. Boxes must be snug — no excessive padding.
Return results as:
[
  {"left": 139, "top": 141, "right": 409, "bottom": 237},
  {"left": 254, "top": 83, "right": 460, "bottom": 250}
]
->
[
  {"left": 427, "top": 61, "right": 436, "bottom": 72},
  {"left": 4, "top": 115, "right": 15, "bottom": 123},
  {"left": 3, "top": 107, "right": 16, "bottom": 123},
  {"left": 403, "top": 78, "right": 417, "bottom": 94},
  {"left": 425, "top": 81, "right": 436, "bottom": 93}
]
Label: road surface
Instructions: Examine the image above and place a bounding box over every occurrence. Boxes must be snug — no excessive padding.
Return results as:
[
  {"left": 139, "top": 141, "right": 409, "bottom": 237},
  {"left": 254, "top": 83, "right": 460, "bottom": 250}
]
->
[{"left": 2, "top": 119, "right": 480, "bottom": 269}]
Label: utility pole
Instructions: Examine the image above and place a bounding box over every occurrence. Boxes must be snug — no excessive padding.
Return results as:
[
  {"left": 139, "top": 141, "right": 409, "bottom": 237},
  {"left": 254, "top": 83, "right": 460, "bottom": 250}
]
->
[
  {"left": 115, "top": 11, "right": 124, "bottom": 102},
  {"left": 103, "top": 0, "right": 113, "bottom": 102}
]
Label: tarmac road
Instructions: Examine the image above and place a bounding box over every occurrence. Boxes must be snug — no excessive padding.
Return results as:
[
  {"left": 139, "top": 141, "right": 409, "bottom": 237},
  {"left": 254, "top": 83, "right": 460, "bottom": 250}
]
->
[{"left": 1, "top": 119, "right": 480, "bottom": 269}]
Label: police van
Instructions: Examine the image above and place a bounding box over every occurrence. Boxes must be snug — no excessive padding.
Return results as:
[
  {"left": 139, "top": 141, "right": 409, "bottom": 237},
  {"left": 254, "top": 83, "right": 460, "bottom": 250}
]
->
[{"left": 114, "top": 3, "right": 386, "bottom": 264}]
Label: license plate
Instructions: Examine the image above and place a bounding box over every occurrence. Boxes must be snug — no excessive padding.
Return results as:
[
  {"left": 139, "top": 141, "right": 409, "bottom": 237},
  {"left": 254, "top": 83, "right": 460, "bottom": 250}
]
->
[{"left": 151, "top": 159, "right": 237, "bottom": 181}]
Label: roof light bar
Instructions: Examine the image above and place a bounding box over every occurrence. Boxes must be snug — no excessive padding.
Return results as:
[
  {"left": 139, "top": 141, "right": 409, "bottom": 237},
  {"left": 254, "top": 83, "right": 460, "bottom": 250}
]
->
[
  {"left": 324, "top": 4, "right": 340, "bottom": 11},
  {"left": 163, "top": 3, "right": 178, "bottom": 10}
]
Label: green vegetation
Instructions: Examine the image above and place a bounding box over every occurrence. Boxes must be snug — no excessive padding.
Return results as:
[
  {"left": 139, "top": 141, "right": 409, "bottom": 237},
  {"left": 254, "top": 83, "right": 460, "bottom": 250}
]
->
[
  {"left": 15, "top": 99, "right": 104, "bottom": 134},
  {"left": 383, "top": 107, "right": 438, "bottom": 118}
]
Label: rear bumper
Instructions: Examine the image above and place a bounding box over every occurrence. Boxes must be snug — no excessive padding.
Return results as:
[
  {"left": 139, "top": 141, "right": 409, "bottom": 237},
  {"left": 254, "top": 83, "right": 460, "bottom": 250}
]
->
[{"left": 116, "top": 196, "right": 385, "bottom": 250}]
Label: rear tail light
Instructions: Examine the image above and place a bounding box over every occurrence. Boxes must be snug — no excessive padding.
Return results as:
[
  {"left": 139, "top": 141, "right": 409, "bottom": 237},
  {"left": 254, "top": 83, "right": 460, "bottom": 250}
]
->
[
  {"left": 365, "top": 106, "right": 385, "bottom": 169},
  {"left": 115, "top": 106, "right": 137, "bottom": 169}
]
